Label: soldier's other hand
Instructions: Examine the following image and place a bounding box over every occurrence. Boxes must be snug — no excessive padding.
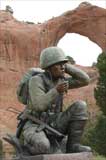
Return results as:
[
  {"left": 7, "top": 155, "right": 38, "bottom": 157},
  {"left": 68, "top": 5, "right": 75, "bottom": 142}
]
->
[{"left": 56, "top": 81, "right": 68, "bottom": 94}]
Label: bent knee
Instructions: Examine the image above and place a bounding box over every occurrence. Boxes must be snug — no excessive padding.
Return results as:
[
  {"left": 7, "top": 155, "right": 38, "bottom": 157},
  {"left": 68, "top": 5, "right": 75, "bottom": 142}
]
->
[
  {"left": 74, "top": 100, "right": 87, "bottom": 108},
  {"left": 69, "top": 100, "right": 88, "bottom": 119},
  {"left": 72, "top": 100, "right": 87, "bottom": 110}
]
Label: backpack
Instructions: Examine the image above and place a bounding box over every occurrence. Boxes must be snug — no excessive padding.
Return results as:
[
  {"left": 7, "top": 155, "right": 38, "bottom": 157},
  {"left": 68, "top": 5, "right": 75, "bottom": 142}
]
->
[{"left": 17, "top": 68, "right": 44, "bottom": 105}]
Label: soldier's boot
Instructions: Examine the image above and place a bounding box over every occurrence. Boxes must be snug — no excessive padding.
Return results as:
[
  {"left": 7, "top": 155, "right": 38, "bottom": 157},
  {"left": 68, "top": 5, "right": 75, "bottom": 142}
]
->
[{"left": 66, "top": 120, "right": 91, "bottom": 153}]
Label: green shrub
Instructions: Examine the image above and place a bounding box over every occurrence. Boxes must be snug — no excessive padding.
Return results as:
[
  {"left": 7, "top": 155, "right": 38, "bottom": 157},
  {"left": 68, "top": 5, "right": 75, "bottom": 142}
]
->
[
  {"left": 0, "top": 139, "right": 3, "bottom": 156},
  {"left": 66, "top": 56, "right": 75, "bottom": 64},
  {"left": 90, "top": 52, "right": 106, "bottom": 156},
  {"left": 93, "top": 155, "right": 106, "bottom": 160},
  {"left": 94, "top": 53, "right": 106, "bottom": 115},
  {"left": 82, "top": 114, "right": 106, "bottom": 156},
  {"left": 83, "top": 52, "right": 106, "bottom": 156}
]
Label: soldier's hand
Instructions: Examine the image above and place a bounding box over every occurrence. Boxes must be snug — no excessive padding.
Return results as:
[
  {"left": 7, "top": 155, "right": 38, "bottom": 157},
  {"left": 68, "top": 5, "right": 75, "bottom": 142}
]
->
[{"left": 56, "top": 81, "right": 68, "bottom": 94}]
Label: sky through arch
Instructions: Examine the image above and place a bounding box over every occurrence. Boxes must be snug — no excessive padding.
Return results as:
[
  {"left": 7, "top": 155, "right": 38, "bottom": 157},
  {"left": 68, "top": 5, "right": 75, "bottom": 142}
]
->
[{"left": 58, "top": 33, "right": 102, "bottom": 66}]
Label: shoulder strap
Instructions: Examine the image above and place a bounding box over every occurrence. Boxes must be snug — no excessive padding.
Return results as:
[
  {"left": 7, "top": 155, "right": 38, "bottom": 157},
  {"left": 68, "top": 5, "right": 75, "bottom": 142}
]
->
[
  {"left": 40, "top": 72, "right": 64, "bottom": 113},
  {"left": 39, "top": 72, "right": 52, "bottom": 92}
]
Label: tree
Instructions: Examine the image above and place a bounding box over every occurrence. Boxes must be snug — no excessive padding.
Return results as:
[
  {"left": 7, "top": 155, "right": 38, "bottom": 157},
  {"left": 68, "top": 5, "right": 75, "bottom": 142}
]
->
[
  {"left": 83, "top": 52, "right": 106, "bottom": 156},
  {"left": 91, "top": 52, "right": 106, "bottom": 156},
  {"left": 66, "top": 56, "right": 75, "bottom": 64},
  {"left": 94, "top": 52, "right": 106, "bottom": 115},
  {"left": 0, "top": 140, "right": 3, "bottom": 158}
]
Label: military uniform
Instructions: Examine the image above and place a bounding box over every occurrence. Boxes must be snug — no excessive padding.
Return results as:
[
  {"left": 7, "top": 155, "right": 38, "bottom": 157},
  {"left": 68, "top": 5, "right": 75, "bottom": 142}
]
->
[{"left": 19, "top": 47, "right": 91, "bottom": 154}]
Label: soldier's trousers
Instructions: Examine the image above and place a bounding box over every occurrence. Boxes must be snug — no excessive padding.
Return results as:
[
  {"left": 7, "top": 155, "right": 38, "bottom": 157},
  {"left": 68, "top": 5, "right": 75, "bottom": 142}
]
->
[{"left": 22, "top": 100, "right": 88, "bottom": 154}]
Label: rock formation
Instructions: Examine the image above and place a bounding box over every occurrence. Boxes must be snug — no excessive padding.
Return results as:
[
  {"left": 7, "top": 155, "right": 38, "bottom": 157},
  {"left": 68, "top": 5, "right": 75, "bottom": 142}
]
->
[
  {"left": 0, "top": 2, "right": 106, "bottom": 71},
  {"left": 0, "top": 2, "right": 106, "bottom": 143}
]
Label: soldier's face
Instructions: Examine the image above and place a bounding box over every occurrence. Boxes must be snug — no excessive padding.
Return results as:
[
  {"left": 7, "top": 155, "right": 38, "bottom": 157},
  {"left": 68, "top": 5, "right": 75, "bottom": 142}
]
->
[{"left": 49, "top": 62, "right": 66, "bottom": 78}]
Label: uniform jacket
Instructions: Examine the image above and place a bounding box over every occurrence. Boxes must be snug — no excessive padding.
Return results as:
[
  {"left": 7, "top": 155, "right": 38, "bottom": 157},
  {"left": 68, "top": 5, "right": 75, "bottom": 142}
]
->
[{"left": 27, "top": 64, "right": 90, "bottom": 114}]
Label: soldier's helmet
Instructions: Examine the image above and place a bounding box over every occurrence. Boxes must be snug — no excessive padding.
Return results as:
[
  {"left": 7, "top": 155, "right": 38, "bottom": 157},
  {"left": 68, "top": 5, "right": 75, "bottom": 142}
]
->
[{"left": 40, "top": 46, "right": 68, "bottom": 69}]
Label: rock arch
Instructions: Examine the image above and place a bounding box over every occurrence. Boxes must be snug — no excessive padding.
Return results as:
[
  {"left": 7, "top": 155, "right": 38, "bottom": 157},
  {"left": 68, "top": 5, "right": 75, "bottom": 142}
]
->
[
  {"left": 0, "top": 2, "right": 106, "bottom": 71},
  {"left": 0, "top": 2, "right": 105, "bottom": 114}
]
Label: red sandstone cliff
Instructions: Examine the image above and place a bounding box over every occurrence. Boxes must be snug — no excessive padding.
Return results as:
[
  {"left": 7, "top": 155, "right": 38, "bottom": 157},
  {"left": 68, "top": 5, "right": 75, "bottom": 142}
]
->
[{"left": 0, "top": 2, "right": 106, "bottom": 136}]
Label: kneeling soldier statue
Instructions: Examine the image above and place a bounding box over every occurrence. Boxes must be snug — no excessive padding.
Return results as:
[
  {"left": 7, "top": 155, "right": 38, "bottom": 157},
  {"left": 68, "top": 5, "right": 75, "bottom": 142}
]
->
[{"left": 17, "top": 46, "right": 91, "bottom": 155}]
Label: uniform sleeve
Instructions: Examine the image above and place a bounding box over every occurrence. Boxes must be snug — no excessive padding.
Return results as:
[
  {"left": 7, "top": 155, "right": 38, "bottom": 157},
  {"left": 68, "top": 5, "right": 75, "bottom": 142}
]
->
[
  {"left": 65, "top": 64, "right": 90, "bottom": 89},
  {"left": 28, "top": 76, "right": 59, "bottom": 112}
]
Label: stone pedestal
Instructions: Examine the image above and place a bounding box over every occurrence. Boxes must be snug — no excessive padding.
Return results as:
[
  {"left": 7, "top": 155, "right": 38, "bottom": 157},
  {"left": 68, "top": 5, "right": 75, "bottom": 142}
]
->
[{"left": 20, "top": 152, "right": 93, "bottom": 160}]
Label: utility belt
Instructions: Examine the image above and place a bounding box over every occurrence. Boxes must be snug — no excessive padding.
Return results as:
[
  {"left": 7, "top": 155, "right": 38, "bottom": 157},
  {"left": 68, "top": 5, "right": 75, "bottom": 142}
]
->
[{"left": 16, "top": 111, "right": 56, "bottom": 139}]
